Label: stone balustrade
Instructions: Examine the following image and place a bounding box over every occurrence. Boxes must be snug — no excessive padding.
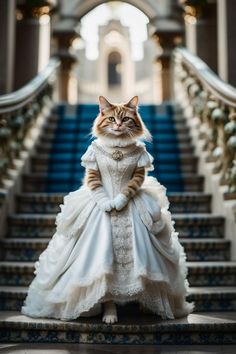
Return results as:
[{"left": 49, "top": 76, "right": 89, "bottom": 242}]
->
[
  {"left": 0, "top": 58, "right": 60, "bottom": 187},
  {"left": 173, "top": 47, "right": 236, "bottom": 198}
]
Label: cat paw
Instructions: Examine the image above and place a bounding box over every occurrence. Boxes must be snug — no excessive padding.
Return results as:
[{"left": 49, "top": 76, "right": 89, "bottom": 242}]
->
[
  {"left": 114, "top": 194, "right": 128, "bottom": 211},
  {"left": 102, "top": 301, "right": 118, "bottom": 324},
  {"left": 99, "top": 200, "right": 114, "bottom": 212},
  {"left": 102, "top": 314, "right": 118, "bottom": 324}
]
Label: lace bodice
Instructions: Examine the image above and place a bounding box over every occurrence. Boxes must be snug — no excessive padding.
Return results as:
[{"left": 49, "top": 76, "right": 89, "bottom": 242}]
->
[{"left": 81, "top": 139, "right": 154, "bottom": 198}]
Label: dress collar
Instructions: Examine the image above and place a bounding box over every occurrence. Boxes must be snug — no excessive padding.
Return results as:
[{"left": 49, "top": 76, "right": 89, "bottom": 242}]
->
[{"left": 97, "top": 136, "right": 138, "bottom": 148}]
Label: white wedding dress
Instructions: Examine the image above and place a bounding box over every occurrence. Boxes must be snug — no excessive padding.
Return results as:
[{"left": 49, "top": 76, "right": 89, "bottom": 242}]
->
[{"left": 21, "top": 138, "right": 193, "bottom": 320}]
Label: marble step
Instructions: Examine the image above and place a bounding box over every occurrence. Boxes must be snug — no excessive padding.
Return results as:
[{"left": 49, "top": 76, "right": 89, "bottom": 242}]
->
[
  {"left": 0, "top": 261, "right": 235, "bottom": 287},
  {"left": 31, "top": 155, "right": 198, "bottom": 174},
  {"left": 31, "top": 152, "right": 198, "bottom": 164},
  {"left": 0, "top": 286, "right": 236, "bottom": 313},
  {"left": 1, "top": 238, "right": 230, "bottom": 262},
  {"left": 8, "top": 213, "right": 225, "bottom": 239},
  {"left": 0, "top": 311, "right": 235, "bottom": 344},
  {"left": 31, "top": 149, "right": 196, "bottom": 161},
  {"left": 22, "top": 173, "right": 204, "bottom": 193},
  {"left": 167, "top": 192, "right": 212, "bottom": 213},
  {"left": 35, "top": 142, "right": 195, "bottom": 155},
  {"left": 16, "top": 192, "right": 212, "bottom": 214},
  {"left": 39, "top": 132, "right": 192, "bottom": 145}
]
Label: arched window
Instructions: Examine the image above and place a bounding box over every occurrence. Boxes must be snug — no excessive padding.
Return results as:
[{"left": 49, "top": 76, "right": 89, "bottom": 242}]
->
[{"left": 108, "top": 51, "right": 122, "bottom": 86}]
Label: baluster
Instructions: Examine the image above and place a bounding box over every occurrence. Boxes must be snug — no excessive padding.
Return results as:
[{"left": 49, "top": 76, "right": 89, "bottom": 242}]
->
[
  {"left": 9, "top": 111, "right": 25, "bottom": 161},
  {"left": 202, "top": 98, "right": 218, "bottom": 159},
  {"left": 0, "top": 117, "right": 11, "bottom": 183},
  {"left": 224, "top": 112, "right": 236, "bottom": 192},
  {"left": 211, "top": 104, "right": 228, "bottom": 176}
]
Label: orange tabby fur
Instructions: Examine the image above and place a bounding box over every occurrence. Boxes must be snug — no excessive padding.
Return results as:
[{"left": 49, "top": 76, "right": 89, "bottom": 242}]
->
[
  {"left": 92, "top": 96, "right": 150, "bottom": 140},
  {"left": 121, "top": 166, "right": 145, "bottom": 199},
  {"left": 85, "top": 168, "right": 102, "bottom": 190}
]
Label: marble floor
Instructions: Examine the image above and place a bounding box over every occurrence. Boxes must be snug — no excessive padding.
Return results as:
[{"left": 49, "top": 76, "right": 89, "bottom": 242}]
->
[{"left": 1, "top": 343, "right": 236, "bottom": 354}]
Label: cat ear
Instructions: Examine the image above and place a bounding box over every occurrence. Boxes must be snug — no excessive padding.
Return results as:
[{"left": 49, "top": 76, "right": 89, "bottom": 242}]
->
[
  {"left": 99, "top": 96, "right": 112, "bottom": 111},
  {"left": 125, "top": 96, "right": 139, "bottom": 110}
]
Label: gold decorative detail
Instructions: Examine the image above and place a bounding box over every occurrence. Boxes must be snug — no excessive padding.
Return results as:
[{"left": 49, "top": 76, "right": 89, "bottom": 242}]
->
[{"left": 112, "top": 150, "right": 123, "bottom": 161}]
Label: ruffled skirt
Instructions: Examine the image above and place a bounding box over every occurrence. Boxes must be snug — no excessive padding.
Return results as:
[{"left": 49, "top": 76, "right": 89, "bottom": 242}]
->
[{"left": 21, "top": 177, "right": 194, "bottom": 320}]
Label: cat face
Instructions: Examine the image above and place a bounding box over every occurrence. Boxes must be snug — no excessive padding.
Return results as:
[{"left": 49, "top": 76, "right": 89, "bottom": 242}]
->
[{"left": 92, "top": 96, "right": 150, "bottom": 140}]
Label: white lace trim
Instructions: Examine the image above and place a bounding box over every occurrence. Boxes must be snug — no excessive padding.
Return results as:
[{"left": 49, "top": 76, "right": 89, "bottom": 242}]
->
[
  {"left": 97, "top": 136, "right": 138, "bottom": 147},
  {"left": 81, "top": 144, "right": 98, "bottom": 170},
  {"left": 137, "top": 150, "right": 154, "bottom": 171},
  {"left": 92, "top": 141, "right": 143, "bottom": 161},
  {"left": 22, "top": 272, "right": 193, "bottom": 321},
  {"left": 110, "top": 207, "right": 133, "bottom": 266}
]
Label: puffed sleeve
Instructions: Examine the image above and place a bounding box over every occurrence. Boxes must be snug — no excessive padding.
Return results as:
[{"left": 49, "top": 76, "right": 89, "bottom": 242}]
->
[
  {"left": 81, "top": 144, "right": 98, "bottom": 170},
  {"left": 137, "top": 148, "right": 154, "bottom": 171}
]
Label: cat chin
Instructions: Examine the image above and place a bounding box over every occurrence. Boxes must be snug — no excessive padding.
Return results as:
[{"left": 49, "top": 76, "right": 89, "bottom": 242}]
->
[
  {"left": 110, "top": 131, "right": 125, "bottom": 136},
  {"left": 97, "top": 135, "right": 138, "bottom": 147}
]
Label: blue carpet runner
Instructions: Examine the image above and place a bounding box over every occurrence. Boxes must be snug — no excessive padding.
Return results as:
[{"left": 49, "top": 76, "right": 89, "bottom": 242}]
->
[{"left": 45, "top": 103, "right": 184, "bottom": 193}]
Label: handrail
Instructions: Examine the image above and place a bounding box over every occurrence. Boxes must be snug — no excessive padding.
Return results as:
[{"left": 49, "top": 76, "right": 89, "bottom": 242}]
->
[
  {"left": 173, "top": 46, "right": 236, "bottom": 195},
  {"left": 0, "top": 57, "right": 60, "bottom": 185},
  {"left": 174, "top": 47, "right": 236, "bottom": 107},
  {"left": 0, "top": 58, "right": 60, "bottom": 114}
]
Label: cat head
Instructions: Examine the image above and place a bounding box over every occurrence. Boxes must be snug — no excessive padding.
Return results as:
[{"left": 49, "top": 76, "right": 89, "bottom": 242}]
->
[{"left": 92, "top": 96, "right": 151, "bottom": 142}]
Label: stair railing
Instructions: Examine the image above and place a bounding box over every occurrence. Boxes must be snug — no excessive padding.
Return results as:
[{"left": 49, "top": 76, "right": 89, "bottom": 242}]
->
[
  {"left": 0, "top": 58, "right": 60, "bottom": 187},
  {"left": 173, "top": 47, "right": 236, "bottom": 198}
]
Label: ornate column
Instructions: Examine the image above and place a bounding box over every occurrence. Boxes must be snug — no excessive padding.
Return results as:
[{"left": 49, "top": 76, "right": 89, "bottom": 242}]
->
[
  {"left": 150, "top": 18, "right": 184, "bottom": 101},
  {"left": 14, "top": 0, "right": 55, "bottom": 89},
  {"left": 53, "top": 19, "right": 78, "bottom": 101},
  {"left": 180, "top": 0, "right": 218, "bottom": 73},
  {"left": 0, "top": 0, "right": 16, "bottom": 94},
  {"left": 217, "top": 0, "right": 236, "bottom": 86}
]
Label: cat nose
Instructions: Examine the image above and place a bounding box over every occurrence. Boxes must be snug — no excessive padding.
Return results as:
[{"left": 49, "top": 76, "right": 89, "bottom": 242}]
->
[{"left": 117, "top": 123, "right": 122, "bottom": 127}]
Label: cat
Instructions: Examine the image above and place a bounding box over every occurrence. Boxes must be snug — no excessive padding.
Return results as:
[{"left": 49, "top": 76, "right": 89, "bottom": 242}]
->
[
  {"left": 85, "top": 96, "right": 152, "bottom": 324},
  {"left": 21, "top": 96, "right": 193, "bottom": 324}
]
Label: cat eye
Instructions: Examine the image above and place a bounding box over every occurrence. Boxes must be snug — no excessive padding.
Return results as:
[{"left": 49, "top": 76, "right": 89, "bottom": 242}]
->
[
  {"left": 108, "top": 116, "right": 115, "bottom": 122},
  {"left": 122, "top": 117, "right": 130, "bottom": 122}
]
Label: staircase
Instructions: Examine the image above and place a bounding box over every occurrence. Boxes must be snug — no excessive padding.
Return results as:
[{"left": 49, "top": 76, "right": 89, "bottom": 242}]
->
[{"left": 0, "top": 103, "right": 236, "bottom": 344}]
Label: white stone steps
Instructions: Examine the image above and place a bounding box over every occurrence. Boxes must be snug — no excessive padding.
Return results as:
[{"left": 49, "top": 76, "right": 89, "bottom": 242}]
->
[
  {"left": 1, "top": 285, "right": 236, "bottom": 312},
  {"left": 30, "top": 153, "right": 199, "bottom": 164},
  {"left": 16, "top": 192, "right": 212, "bottom": 214},
  {"left": 22, "top": 173, "right": 205, "bottom": 193},
  {"left": 1, "top": 285, "right": 236, "bottom": 297},
  {"left": 1, "top": 261, "right": 235, "bottom": 269},
  {"left": 1, "top": 237, "right": 230, "bottom": 251},
  {"left": 30, "top": 155, "right": 199, "bottom": 174},
  {"left": 2, "top": 237, "right": 228, "bottom": 244},
  {"left": 7, "top": 213, "right": 225, "bottom": 239},
  {"left": 1, "top": 237, "right": 230, "bottom": 262},
  {"left": 0, "top": 311, "right": 235, "bottom": 344},
  {"left": 35, "top": 142, "right": 195, "bottom": 155},
  {"left": 0, "top": 261, "right": 236, "bottom": 286},
  {"left": 8, "top": 213, "right": 224, "bottom": 221},
  {"left": 16, "top": 191, "right": 212, "bottom": 199}
]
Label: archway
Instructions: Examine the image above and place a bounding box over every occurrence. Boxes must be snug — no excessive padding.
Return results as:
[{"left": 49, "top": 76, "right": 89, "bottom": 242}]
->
[
  {"left": 71, "top": 1, "right": 161, "bottom": 103},
  {"left": 55, "top": 1, "right": 179, "bottom": 102},
  {"left": 62, "top": 0, "right": 162, "bottom": 22}
]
